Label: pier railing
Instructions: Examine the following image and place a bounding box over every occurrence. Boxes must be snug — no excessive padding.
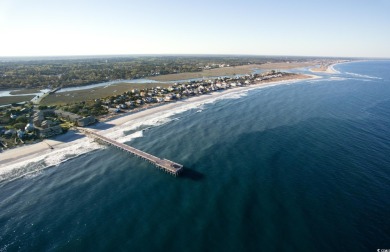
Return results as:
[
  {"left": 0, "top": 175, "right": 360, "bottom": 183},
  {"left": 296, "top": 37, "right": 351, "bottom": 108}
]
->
[{"left": 78, "top": 128, "right": 183, "bottom": 176}]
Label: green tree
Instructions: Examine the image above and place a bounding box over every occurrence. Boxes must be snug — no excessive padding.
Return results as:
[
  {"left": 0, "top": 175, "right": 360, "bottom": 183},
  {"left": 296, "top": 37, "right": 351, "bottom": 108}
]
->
[
  {"left": 13, "top": 122, "right": 26, "bottom": 130},
  {"left": 16, "top": 116, "right": 28, "bottom": 124}
]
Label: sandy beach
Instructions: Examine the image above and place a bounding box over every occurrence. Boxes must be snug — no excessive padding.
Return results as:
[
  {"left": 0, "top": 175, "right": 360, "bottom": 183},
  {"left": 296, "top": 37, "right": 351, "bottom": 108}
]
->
[
  {"left": 309, "top": 60, "right": 355, "bottom": 74},
  {"left": 310, "top": 63, "right": 339, "bottom": 74},
  {"left": 0, "top": 73, "right": 316, "bottom": 171}
]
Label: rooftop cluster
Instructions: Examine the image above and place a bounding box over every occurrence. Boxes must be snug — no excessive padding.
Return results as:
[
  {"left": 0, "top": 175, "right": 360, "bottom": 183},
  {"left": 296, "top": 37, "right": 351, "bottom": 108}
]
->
[
  {"left": 1, "top": 70, "right": 294, "bottom": 151},
  {"left": 92, "top": 71, "right": 289, "bottom": 114}
]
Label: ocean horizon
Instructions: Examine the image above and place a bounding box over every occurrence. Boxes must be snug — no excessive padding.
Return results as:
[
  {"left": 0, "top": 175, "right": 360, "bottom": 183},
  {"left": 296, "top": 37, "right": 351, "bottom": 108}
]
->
[{"left": 1, "top": 60, "right": 389, "bottom": 251}]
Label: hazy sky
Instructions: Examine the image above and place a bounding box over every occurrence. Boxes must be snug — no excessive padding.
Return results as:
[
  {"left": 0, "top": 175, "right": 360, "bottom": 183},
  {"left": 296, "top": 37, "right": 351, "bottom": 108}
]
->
[{"left": 0, "top": 0, "right": 389, "bottom": 57}]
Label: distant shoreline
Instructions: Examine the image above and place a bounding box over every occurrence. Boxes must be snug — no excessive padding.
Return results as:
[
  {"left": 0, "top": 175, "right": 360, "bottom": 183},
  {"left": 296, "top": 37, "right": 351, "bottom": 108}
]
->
[
  {"left": 310, "top": 61, "right": 344, "bottom": 74},
  {"left": 0, "top": 61, "right": 318, "bottom": 106},
  {"left": 0, "top": 73, "right": 316, "bottom": 171}
]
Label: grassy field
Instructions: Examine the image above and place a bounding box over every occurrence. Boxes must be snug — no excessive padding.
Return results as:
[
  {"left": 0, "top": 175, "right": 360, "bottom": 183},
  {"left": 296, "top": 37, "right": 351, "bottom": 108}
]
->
[
  {"left": 149, "top": 62, "right": 315, "bottom": 81},
  {"left": 149, "top": 64, "right": 263, "bottom": 81},
  {"left": 17, "top": 61, "right": 317, "bottom": 106},
  {"left": 0, "top": 95, "right": 35, "bottom": 106},
  {"left": 40, "top": 82, "right": 171, "bottom": 105}
]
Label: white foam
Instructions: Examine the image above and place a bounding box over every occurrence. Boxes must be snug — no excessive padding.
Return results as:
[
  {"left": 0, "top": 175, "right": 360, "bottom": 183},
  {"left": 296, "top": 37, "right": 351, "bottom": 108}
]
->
[
  {"left": 308, "top": 77, "right": 346, "bottom": 83},
  {"left": 345, "top": 72, "right": 382, "bottom": 80},
  {"left": 0, "top": 77, "right": 308, "bottom": 181},
  {"left": 328, "top": 65, "right": 340, "bottom": 74},
  {"left": 116, "top": 130, "right": 144, "bottom": 144},
  {"left": 103, "top": 116, "right": 173, "bottom": 143},
  {"left": 96, "top": 91, "right": 251, "bottom": 146},
  {"left": 0, "top": 138, "right": 104, "bottom": 182},
  {"left": 345, "top": 78, "right": 373, "bottom": 82},
  {"left": 0, "top": 242, "right": 14, "bottom": 252}
]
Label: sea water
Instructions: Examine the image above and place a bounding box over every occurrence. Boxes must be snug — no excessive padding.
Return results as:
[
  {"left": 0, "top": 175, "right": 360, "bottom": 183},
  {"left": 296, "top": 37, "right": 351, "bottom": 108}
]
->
[{"left": 0, "top": 61, "right": 389, "bottom": 251}]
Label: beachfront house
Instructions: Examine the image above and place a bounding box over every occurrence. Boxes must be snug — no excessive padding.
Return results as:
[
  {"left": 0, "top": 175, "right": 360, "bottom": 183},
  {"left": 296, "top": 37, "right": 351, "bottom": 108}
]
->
[
  {"left": 4, "top": 129, "right": 16, "bottom": 138},
  {"left": 54, "top": 110, "right": 95, "bottom": 127},
  {"left": 25, "top": 123, "right": 35, "bottom": 132},
  {"left": 108, "top": 108, "right": 118, "bottom": 113},
  {"left": 17, "top": 129, "right": 26, "bottom": 139},
  {"left": 55, "top": 110, "right": 81, "bottom": 123},
  {"left": 41, "top": 120, "right": 55, "bottom": 129},
  {"left": 77, "top": 116, "right": 96, "bottom": 127},
  {"left": 39, "top": 125, "right": 63, "bottom": 138},
  {"left": 125, "top": 101, "right": 135, "bottom": 107}
]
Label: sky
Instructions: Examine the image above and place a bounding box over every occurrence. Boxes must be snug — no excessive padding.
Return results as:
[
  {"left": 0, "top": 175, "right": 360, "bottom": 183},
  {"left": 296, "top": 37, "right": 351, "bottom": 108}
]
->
[{"left": 0, "top": 0, "right": 389, "bottom": 58}]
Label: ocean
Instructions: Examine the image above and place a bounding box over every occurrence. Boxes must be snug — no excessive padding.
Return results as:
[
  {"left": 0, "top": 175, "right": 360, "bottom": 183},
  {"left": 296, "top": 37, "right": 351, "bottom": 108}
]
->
[{"left": 1, "top": 61, "right": 389, "bottom": 251}]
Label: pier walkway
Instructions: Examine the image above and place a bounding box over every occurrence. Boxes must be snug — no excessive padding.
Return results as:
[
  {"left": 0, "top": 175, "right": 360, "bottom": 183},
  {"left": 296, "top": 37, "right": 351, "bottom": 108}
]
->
[{"left": 78, "top": 128, "right": 183, "bottom": 176}]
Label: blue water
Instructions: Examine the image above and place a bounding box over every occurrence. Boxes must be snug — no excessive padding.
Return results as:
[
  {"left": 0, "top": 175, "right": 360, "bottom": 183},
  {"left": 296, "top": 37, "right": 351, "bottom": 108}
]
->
[{"left": 1, "top": 61, "right": 390, "bottom": 251}]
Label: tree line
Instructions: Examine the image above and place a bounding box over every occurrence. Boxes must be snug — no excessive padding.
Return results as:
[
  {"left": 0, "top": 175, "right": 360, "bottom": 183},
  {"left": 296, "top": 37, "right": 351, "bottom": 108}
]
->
[{"left": 0, "top": 55, "right": 313, "bottom": 89}]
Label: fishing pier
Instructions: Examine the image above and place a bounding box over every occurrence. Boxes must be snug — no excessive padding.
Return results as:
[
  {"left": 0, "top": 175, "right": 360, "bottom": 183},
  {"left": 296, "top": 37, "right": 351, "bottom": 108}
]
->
[{"left": 78, "top": 128, "right": 183, "bottom": 176}]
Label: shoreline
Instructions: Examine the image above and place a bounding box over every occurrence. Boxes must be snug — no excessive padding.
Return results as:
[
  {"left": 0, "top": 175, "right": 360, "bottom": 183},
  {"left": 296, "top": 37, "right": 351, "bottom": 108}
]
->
[
  {"left": 310, "top": 62, "right": 340, "bottom": 74},
  {"left": 0, "top": 73, "right": 318, "bottom": 171},
  {"left": 309, "top": 59, "right": 370, "bottom": 74},
  {"left": 0, "top": 62, "right": 314, "bottom": 99}
]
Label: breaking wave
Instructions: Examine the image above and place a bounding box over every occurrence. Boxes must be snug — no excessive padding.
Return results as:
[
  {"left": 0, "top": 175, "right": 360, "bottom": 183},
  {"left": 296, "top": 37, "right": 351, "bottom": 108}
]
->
[
  {"left": 0, "top": 139, "right": 103, "bottom": 182},
  {"left": 0, "top": 77, "right": 305, "bottom": 182},
  {"left": 345, "top": 72, "right": 382, "bottom": 80}
]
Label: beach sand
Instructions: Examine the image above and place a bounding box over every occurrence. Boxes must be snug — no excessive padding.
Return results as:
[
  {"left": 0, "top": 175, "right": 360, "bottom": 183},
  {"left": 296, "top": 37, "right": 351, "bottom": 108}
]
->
[
  {"left": 310, "top": 62, "right": 345, "bottom": 74},
  {"left": 0, "top": 73, "right": 316, "bottom": 170}
]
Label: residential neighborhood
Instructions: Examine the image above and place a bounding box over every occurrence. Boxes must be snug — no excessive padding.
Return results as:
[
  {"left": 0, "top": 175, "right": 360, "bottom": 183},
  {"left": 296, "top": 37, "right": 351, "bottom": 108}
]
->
[
  {"left": 0, "top": 70, "right": 296, "bottom": 151},
  {"left": 92, "top": 71, "right": 288, "bottom": 114}
]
